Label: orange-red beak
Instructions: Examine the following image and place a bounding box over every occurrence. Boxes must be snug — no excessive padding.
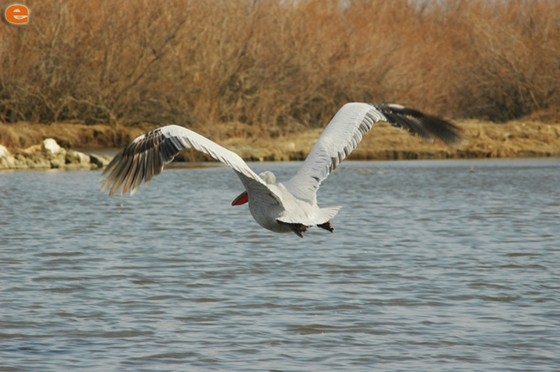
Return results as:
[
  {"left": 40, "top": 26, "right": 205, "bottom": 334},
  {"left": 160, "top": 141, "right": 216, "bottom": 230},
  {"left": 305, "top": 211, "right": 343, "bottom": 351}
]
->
[{"left": 231, "top": 191, "right": 249, "bottom": 206}]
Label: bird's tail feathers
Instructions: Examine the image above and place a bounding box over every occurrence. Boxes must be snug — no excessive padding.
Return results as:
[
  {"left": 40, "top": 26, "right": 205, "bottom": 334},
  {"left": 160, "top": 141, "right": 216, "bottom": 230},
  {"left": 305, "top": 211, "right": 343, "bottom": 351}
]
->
[
  {"left": 276, "top": 206, "right": 341, "bottom": 226},
  {"left": 316, "top": 206, "right": 341, "bottom": 225}
]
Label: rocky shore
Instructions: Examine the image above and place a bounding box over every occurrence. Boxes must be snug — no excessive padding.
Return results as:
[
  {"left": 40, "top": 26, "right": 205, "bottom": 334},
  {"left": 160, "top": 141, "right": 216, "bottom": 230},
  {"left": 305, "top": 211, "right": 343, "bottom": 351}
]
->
[
  {"left": 0, "top": 139, "right": 111, "bottom": 170},
  {"left": 0, "top": 119, "right": 559, "bottom": 171}
]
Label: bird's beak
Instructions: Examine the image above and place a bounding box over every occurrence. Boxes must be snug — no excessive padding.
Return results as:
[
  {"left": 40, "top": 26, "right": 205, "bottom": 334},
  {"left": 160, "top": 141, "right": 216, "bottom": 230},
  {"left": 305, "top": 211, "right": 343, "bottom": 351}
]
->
[{"left": 231, "top": 191, "right": 249, "bottom": 206}]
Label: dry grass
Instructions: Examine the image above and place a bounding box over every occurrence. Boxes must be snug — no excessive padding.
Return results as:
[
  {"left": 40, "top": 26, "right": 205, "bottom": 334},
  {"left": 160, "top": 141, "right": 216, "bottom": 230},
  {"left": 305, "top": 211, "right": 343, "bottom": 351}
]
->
[
  {"left": 1, "top": 0, "right": 559, "bottom": 133},
  {"left": 2, "top": 119, "right": 557, "bottom": 161},
  {"left": 0, "top": 122, "right": 146, "bottom": 149},
  {"left": 221, "top": 120, "right": 560, "bottom": 161}
]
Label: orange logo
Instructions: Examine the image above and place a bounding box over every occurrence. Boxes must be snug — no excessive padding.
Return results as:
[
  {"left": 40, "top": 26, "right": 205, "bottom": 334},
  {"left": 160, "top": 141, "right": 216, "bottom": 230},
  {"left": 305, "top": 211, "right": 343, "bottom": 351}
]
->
[{"left": 4, "top": 4, "right": 30, "bottom": 25}]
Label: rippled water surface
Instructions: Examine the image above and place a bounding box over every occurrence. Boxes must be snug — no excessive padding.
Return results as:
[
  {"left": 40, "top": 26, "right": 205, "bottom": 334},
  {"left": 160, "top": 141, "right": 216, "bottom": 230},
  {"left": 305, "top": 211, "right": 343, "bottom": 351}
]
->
[{"left": 1, "top": 159, "right": 559, "bottom": 371}]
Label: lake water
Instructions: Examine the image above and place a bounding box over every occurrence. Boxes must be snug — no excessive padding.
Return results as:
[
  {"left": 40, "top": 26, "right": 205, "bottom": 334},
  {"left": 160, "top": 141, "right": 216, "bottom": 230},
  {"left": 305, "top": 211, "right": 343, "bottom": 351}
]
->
[{"left": 1, "top": 159, "right": 559, "bottom": 371}]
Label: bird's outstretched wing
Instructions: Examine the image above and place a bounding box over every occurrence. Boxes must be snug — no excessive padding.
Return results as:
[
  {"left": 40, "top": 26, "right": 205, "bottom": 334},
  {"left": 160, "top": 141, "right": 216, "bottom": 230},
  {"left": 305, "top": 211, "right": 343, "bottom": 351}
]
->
[
  {"left": 100, "top": 125, "right": 277, "bottom": 199},
  {"left": 283, "top": 102, "right": 461, "bottom": 204}
]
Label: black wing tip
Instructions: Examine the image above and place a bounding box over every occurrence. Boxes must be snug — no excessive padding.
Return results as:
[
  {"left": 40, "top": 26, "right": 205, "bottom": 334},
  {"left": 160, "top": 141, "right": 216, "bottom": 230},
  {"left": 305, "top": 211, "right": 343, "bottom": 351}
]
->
[
  {"left": 420, "top": 115, "right": 462, "bottom": 146},
  {"left": 371, "top": 102, "right": 462, "bottom": 146},
  {"left": 99, "top": 128, "right": 173, "bottom": 196}
]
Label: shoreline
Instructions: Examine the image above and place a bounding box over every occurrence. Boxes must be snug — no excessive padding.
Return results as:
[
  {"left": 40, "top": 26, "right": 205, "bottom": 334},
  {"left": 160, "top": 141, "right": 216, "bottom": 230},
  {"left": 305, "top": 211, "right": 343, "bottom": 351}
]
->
[
  {"left": 214, "top": 119, "right": 560, "bottom": 161},
  {"left": 1, "top": 120, "right": 559, "bottom": 170}
]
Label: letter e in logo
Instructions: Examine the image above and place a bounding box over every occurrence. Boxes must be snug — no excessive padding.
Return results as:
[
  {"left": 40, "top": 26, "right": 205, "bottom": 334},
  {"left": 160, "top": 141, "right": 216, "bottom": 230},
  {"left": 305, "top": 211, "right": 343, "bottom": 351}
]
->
[{"left": 5, "top": 4, "right": 30, "bottom": 25}]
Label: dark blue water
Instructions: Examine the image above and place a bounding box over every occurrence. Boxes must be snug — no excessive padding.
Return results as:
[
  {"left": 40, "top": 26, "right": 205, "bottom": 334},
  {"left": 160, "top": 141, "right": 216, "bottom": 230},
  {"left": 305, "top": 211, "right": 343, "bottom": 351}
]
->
[{"left": 1, "top": 159, "right": 559, "bottom": 371}]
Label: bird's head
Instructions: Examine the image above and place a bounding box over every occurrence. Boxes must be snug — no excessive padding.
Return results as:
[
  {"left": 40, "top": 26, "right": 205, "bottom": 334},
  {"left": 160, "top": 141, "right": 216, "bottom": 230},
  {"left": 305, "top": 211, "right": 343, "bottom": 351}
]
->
[{"left": 231, "top": 171, "right": 276, "bottom": 206}]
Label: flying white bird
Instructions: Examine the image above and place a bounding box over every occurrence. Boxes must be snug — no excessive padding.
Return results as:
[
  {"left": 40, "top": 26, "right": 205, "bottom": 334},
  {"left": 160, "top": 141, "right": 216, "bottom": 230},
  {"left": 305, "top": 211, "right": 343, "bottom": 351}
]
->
[{"left": 101, "top": 102, "right": 460, "bottom": 237}]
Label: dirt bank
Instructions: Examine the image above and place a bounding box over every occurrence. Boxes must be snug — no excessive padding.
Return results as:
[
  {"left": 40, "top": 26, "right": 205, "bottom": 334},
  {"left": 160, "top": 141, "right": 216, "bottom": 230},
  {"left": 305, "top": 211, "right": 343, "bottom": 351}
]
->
[
  {"left": 1, "top": 120, "right": 559, "bottom": 165},
  {"left": 208, "top": 119, "right": 560, "bottom": 161}
]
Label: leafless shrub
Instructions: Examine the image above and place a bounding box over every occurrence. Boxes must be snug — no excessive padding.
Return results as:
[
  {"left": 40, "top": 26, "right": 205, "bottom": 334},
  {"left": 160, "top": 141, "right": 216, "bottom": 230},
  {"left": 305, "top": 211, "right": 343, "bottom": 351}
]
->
[{"left": 0, "top": 0, "right": 558, "bottom": 133}]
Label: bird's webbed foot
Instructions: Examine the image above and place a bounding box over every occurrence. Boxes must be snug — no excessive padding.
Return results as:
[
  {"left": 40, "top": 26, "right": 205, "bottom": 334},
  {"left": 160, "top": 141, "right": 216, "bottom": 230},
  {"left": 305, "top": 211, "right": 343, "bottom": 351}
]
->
[
  {"left": 317, "top": 221, "right": 334, "bottom": 233},
  {"left": 278, "top": 221, "right": 309, "bottom": 238}
]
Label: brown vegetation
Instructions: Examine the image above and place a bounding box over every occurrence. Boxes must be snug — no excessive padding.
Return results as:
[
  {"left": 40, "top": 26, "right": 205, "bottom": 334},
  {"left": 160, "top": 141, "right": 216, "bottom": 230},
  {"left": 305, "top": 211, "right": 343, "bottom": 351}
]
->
[
  {"left": 1, "top": 0, "right": 559, "bottom": 134},
  {"left": 0, "top": 122, "right": 146, "bottom": 149},
  {"left": 196, "top": 120, "right": 560, "bottom": 160},
  {"left": 1, "top": 119, "right": 558, "bottom": 161}
]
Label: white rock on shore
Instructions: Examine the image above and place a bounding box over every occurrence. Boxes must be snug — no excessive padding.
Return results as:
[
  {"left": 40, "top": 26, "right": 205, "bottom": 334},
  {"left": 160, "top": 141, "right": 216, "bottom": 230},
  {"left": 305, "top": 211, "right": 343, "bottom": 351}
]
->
[
  {"left": 42, "top": 138, "right": 62, "bottom": 154},
  {"left": 0, "top": 138, "right": 112, "bottom": 171},
  {"left": 0, "top": 144, "right": 9, "bottom": 157}
]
